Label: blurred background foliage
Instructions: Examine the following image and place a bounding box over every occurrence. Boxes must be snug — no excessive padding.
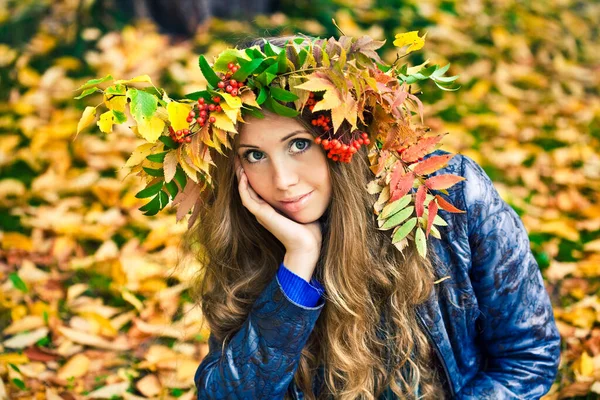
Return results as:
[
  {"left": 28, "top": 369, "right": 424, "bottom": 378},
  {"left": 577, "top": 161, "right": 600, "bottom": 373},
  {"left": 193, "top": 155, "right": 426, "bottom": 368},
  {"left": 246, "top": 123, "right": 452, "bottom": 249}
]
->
[{"left": 0, "top": 0, "right": 599, "bottom": 398}]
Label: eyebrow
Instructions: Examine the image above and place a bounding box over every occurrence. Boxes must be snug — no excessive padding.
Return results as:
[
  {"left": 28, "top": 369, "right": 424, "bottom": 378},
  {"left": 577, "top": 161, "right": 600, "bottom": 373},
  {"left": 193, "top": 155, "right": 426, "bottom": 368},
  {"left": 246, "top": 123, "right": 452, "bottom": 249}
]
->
[{"left": 238, "top": 130, "right": 309, "bottom": 149}]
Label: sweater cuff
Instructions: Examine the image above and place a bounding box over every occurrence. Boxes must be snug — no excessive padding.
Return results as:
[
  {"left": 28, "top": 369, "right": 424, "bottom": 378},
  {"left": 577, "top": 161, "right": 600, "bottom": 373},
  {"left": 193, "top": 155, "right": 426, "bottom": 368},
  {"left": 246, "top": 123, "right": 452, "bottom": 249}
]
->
[{"left": 277, "top": 262, "right": 325, "bottom": 307}]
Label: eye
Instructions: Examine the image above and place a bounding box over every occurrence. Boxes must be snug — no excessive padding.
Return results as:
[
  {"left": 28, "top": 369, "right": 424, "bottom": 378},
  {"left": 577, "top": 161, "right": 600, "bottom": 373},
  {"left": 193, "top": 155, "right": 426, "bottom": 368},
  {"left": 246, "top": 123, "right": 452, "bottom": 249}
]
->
[
  {"left": 290, "top": 138, "right": 312, "bottom": 154},
  {"left": 243, "top": 150, "right": 265, "bottom": 163}
]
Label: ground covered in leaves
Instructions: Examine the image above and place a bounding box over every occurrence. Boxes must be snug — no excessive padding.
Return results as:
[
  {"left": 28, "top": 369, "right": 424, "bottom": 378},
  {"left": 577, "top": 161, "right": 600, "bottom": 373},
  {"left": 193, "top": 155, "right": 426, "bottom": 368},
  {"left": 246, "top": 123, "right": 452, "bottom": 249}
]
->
[{"left": 0, "top": 0, "right": 599, "bottom": 398}]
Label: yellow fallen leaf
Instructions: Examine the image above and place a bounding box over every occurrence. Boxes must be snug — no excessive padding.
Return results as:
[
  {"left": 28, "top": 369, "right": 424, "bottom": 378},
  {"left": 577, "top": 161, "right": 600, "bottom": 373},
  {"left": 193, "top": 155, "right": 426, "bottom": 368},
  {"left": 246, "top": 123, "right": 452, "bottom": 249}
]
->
[
  {"left": 122, "top": 289, "right": 144, "bottom": 312},
  {"left": 0, "top": 353, "right": 29, "bottom": 364},
  {"left": 4, "top": 315, "right": 45, "bottom": 335},
  {"left": 76, "top": 106, "right": 96, "bottom": 136},
  {"left": 57, "top": 354, "right": 90, "bottom": 380},
  {"left": 4, "top": 327, "right": 49, "bottom": 349},
  {"left": 97, "top": 110, "right": 115, "bottom": 133},
  {"left": 577, "top": 351, "right": 594, "bottom": 377},
  {"left": 58, "top": 326, "right": 130, "bottom": 350},
  {"left": 87, "top": 382, "right": 130, "bottom": 399},
  {"left": 537, "top": 219, "right": 580, "bottom": 242},
  {"left": 138, "top": 115, "right": 165, "bottom": 143},
  {"left": 1, "top": 231, "right": 33, "bottom": 251},
  {"left": 167, "top": 101, "right": 191, "bottom": 132},
  {"left": 135, "top": 374, "right": 162, "bottom": 397}
]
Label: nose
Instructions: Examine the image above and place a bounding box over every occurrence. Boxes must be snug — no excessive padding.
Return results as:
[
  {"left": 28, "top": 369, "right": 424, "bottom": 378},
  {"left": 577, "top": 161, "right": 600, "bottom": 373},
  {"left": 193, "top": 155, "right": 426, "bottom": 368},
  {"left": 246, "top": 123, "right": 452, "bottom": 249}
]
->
[{"left": 272, "top": 157, "right": 299, "bottom": 191}]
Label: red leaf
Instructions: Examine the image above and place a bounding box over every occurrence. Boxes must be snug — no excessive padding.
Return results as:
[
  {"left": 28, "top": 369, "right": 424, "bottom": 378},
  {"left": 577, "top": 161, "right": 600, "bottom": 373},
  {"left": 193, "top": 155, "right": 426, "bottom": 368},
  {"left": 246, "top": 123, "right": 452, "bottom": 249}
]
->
[
  {"left": 435, "top": 194, "right": 466, "bottom": 213},
  {"left": 426, "top": 200, "right": 438, "bottom": 237},
  {"left": 390, "top": 172, "right": 415, "bottom": 202},
  {"left": 401, "top": 134, "right": 445, "bottom": 163},
  {"left": 413, "top": 154, "right": 455, "bottom": 176},
  {"left": 415, "top": 185, "right": 426, "bottom": 217},
  {"left": 424, "top": 174, "right": 465, "bottom": 190}
]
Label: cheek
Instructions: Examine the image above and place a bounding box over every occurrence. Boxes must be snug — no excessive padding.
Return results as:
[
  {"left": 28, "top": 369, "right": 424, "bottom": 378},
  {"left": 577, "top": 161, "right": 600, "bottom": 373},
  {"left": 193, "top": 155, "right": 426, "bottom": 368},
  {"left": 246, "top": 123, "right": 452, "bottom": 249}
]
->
[{"left": 244, "top": 169, "right": 271, "bottom": 198}]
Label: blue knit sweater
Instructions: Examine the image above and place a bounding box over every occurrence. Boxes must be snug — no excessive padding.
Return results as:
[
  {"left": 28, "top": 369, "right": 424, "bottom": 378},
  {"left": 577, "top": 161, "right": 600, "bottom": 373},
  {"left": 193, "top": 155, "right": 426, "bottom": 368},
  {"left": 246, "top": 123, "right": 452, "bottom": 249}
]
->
[{"left": 276, "top": 262, "right": 325, "bottom": 307}]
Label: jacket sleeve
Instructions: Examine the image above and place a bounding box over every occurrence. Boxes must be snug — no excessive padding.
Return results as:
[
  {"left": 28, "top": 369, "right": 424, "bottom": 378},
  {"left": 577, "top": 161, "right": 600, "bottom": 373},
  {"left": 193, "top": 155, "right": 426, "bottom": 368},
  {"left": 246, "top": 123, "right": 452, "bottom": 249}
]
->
[
  {"left": 456, "top": 155, "right": 561, "bottom": 400},
  {"left": 194, "top": 272, "right": 325, "bottom": 399}
]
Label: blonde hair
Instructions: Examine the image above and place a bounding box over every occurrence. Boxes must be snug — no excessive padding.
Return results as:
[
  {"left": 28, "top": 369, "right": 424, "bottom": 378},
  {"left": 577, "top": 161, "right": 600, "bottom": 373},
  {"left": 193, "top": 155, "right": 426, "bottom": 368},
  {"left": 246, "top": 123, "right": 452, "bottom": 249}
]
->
[{"left": 183, "top": 35, "right": 446, "bottom": 399}]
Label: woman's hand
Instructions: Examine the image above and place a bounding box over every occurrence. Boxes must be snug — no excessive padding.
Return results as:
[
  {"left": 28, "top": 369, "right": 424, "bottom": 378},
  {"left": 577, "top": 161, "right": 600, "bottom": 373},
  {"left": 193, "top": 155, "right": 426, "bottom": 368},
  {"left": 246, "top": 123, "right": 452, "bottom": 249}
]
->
[{"left": 234, "top": 156, "right": 322, "bottom": 258}]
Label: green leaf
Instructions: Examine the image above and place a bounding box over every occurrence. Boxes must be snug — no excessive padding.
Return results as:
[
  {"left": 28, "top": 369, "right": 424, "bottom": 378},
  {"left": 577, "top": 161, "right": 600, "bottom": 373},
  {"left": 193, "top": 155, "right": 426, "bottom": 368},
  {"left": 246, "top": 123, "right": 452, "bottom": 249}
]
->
[
  {"left": 146, "top": 151, "right": 169, "bottom": 163},
  {"left": 244, "top": 107, "right": 265, "bottom": 119},
  {"left": 380, "top": 194, "right": 412, "bottom": 219},
  {"left": 112, "top": 110, "right": 127, "bottom": 124},
  {"left": 266, "top": 97, "right": 299, "bottom": 117},
  {"left": 143, "top": 167, "right": 164, "bottom": 177},
  {"left": 159, "top": 135, "right": 178, "bottom": 149},
  {"left": 165, "top": 180, "right": 179, "bottom": 198},
  {"left": 76, "top": 74, "right": 113, "bottom": 91},
  {"left": 185, "top": 90, "right": 210, "bottom": 102},
  {"left": 381, "top": 206, "right": 414, "bottom": 230},
  {"left": 198, "top": 55, "right": 221, "bottom": 88},
  {"left": 256, "top": 87, "right": 267, "bottom": 105},
  {"left": 105, "top": 84, "right": 126, "bottom": 95},
  {"left": 141, "top": 190, "right": 170, "bottom": 216},
  {"left": 213, "top": 48, "right": 248, "bottom": 72},
  {"left": 126, "top": 88, "right": 158, "bottom": 124},
  {"left": 392, "top": 217, "right": 417, "bottom": 244},
  {"left": 415, "top": 227, "right": 427, "bottom": 258},
  {"left": 12, "top": 378, "right": 26, "bottom": 390},
  {"left": 174, "top": 166, "right": 187, "bottom": 190},
  {"left": 263, "top": 41, "right": 283, "bottom": 57},
  {"left": 8, "top": 363, "right": 21, "bottom": 373},
  {"left": 232, "top": 58, "right": 264, "bottom": 82},
  {"left": 276, "top": 49, "right": 288, "bottom": 73},
  {"left": 9, "top": 272, "right": 28, "bottom": 293},
  {"left": 270, "top": 87, "right": 299, "bottom": 102},
  {"left": 74, "top": 87, "right": 99, "bottom": 100},
  {"left": 135, "top": 181, "right": 164, "bottom": 199}
]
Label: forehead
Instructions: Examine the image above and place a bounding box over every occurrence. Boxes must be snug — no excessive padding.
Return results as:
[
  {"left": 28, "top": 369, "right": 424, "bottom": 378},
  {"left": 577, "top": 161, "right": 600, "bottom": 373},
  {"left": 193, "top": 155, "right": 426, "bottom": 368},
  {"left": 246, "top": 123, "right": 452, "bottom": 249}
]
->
[{"left": 237, "top": 112, "right": 308, "bottom": 146}]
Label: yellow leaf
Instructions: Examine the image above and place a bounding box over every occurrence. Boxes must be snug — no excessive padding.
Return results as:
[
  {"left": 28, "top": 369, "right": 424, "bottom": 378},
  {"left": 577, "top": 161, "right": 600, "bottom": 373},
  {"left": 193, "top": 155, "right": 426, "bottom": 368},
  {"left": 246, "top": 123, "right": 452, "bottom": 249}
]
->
[
  {"left": 124, "top": 143, "right": 156, "bottom": 168},
  {"left": 393, "top": 31, "right": 426, "bottom": 54},
  {"left": 220, "top": 101, "right": 241, "bottom": 125},
  {"left": 212, "top": 112, "right": 237, "bottom": 133},
  {"left": 1, "top": 232, "right": 33, "bottom": 251},
  {"left": 330, "top": 92, "right": 357, "bottom": 133},
  {"left": 57, "top": 354, "right": 90, "bottom": 380},
  {"left": 104, "top": 94, "right": 126, "bottom": 112},
  {"left": 167, "top": 101, "right": 191, "bottom": 132},
  {"left": 97, "top": 110, "right": 115, "bottom": 133},
  {"left": 76, "top": 106, "right": 96, "bottom": 136},
  {"left": 577, "top": 351, "right": 594, "bottom": 377},
  {"left": 122, "top": 289, "right": 144, "bottom": 312},
  {"left": 114, "top": 74, "right": 153, "bottom": 85},
  {"left": 0, "top": 353, "right": 29, "bottom": 364},
  {"left": 295, "top": 75, "right": 342, "bottom": 112},
  {"left": 240, "top": 89, "right": 260, "bottom": 107},
  {"left": 220, "top": 92, "right": 242, "bottom": 109},
  {"left": 138, "top": 115, "right": 165, "bottom": 143},
  {"left": 163, "top": 150, "right": 178, "bottom": 183},
  {"left": 178, "top": 146, "right": 199, "bottom": 183}
]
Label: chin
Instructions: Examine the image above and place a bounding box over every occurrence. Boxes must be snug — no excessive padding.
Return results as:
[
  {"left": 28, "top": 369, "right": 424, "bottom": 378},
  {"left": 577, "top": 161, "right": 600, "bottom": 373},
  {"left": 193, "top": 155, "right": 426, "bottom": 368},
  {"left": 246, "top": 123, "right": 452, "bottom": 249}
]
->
[{"left": 282, "top": 209, "right": 323, "bottom": 225}]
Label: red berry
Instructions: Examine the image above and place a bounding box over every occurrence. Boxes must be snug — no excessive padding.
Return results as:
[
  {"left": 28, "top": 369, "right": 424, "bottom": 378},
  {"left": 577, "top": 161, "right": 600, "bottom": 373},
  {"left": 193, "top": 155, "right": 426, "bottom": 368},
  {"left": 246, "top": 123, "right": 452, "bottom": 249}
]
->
[
  {"left": 364, "top": 138, "right": 371, "bottom": 145},
  {"left": 185, "top": 137, "right": 192, "bottom": 143},
  {"left": 227, "top": 62, "right": 235, "bottom": 70},
  {"left": 231, "top": 89, "right": 238, "bottom": 96},
  {"left": 230, "top": 79, "right": 237, "bottom": 86},
  {"left": 209, "top": 116, "right": 216, "bottom": 123},
  {"left": 218, "top": 81, "right": 225, "bottom": 89},
  {"left": 197, "top": 117, "right": 205, "bottom": 124},
  {"left": 226, "top": 85, "right": 233, "bottom": 92},
  {"left": 208, "top": 104, "right": 216, "bottom": 111},
  {"left": 322, "top": 139, "right": 329, "bottom": 147},
  {"left": 315, "top": 137, "right": 322, "bottom": 144},
  {"left": 332, "top": 156, "right": 339, "bottom": 161},
  {"left": 358, "top": 139, "right": 364, "bottom": 145},
  {"left": 350, "top": 147, "right": 357, "bottom": 153},
  {"left": 216, "top": 105, "right": 222, "bottom": 112},
  {"left": 198, "top": 104, "right": 206, "bottom": 111},
  {"left": 362, "top": 132, "right": 368, "bottom": 139},
  {"left": 188, "top": 111, "right": 195, "bottom": 118},
  {"left": 232, "top": 66, "right": 239, "bottom": 73},
  {"left": 213, "top": 96, "right": 221, "bottom": 103},
  {"left": 200, "top": 110, "right": 207, "bottom": 117},
  {"left": 186, "top": 116, "right": 193, "bottom": 123},
  {"left": 198, "top": 98, "right": 205, "bottom": 104}
]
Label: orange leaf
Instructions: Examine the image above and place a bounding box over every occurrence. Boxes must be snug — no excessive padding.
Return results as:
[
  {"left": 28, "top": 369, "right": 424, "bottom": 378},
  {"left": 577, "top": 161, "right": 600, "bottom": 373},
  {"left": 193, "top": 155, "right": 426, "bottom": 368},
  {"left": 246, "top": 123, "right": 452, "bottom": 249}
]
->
[
  {"left": 426, "top": 200, "right": 438, "bottom": 237},
  {"left": 435, "top": 194, "right": 466, "bottom": 213},
  {"left": 425, "top": 174, "right": 465, "bottom": 191},
  {"left": 415, "top": 185, "right": 426, "bottom": 218},
  {"left": 401, "top": 135, "right": 445, "bottom": 163},
  {"left": 390, "top": 172, "right": 415, "bottom": 202},
  {"left": 413, "top": 154, "right": 455, "bottom": 176}
]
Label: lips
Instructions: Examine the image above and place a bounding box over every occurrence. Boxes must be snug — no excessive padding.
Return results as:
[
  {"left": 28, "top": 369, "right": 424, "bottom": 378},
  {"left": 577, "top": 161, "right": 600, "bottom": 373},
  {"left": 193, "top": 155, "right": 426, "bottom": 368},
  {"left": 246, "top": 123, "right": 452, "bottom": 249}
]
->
[{"left": 278, "top": 191, "right": 314, "bottom": 213}]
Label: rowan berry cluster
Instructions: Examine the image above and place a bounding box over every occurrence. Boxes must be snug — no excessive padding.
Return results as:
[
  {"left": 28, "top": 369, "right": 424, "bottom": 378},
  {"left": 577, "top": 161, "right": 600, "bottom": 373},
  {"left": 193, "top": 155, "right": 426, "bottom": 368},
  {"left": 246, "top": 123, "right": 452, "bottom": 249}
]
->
[
  {"left": 315, "top": 132, "right": 371, "bottom": 163},
  {"left": 217, "top": 62, "right": 243, "bottom": 97}
]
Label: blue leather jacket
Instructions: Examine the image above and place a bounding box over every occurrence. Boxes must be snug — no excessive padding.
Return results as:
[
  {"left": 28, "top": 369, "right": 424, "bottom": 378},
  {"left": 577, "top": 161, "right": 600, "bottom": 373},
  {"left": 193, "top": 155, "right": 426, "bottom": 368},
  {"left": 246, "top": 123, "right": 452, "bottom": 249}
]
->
[{"left": 195, "top": 150, "right": 561, "bottom": 399}]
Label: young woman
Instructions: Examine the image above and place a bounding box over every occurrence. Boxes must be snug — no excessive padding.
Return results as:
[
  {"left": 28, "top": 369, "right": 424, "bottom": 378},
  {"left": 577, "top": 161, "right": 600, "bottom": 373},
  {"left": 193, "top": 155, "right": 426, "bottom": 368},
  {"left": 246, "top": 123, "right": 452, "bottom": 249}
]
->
[{"left": 190, "top": 36, "right": 561, "bottom": 399}]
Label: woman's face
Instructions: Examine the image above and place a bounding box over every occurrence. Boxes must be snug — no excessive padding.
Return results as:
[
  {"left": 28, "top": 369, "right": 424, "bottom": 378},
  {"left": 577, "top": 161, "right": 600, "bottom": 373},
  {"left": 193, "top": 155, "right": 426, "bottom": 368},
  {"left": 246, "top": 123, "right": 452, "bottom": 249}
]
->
[{"left": 236, "top": 111, "right": 332, "bottom": 224}]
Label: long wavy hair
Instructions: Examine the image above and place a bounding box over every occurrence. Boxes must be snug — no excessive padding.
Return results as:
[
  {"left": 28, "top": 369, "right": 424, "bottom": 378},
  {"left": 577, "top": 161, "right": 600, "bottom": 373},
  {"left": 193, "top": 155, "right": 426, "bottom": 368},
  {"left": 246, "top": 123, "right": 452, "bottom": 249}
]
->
[{"left": 183, "top": 35, "right": 446, "bottom": 399}]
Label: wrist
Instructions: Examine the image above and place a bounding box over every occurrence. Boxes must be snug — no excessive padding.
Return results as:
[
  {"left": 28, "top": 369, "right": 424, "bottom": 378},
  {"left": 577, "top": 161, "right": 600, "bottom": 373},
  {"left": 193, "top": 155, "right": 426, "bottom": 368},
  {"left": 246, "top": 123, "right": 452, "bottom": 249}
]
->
[{"left": 283, "top": 251, "right": 319, "bottom": 282}]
